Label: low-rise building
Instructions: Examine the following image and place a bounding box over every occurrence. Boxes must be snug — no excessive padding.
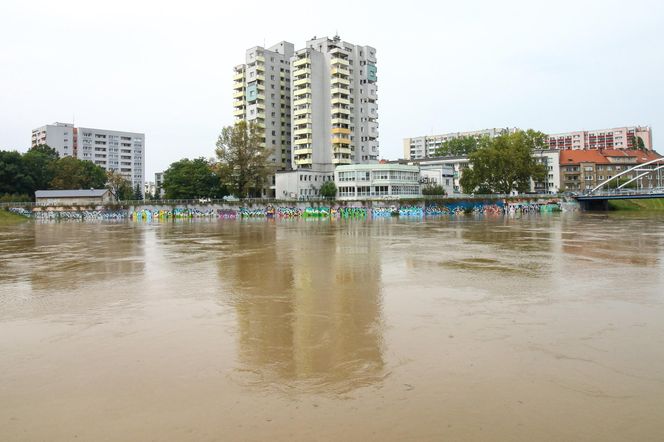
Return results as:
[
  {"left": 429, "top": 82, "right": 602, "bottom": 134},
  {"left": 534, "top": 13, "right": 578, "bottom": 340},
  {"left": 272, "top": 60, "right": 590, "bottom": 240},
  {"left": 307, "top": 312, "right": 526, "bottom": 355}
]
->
[
  {"left": 559, "top": 149, "right": 662, "bottom": 192},
  {"left": 35, "top": 189, "right": 116, "bottom": 206},
  {"left": 275, "top": 169, "right": 335, "bottom": 199},
  {"left": 334, "top": 164, "right": 420, "bottom": 200}
]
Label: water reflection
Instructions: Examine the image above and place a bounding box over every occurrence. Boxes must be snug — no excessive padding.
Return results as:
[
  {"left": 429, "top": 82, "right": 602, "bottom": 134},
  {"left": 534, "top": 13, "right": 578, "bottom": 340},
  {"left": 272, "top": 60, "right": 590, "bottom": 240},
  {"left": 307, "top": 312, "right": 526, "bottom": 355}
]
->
[
  {"left": 217, "top": 221, "right": 385, "bottom": 392},
  {"left": 28, "top": 223, "right": 145, "bottom": 291}
]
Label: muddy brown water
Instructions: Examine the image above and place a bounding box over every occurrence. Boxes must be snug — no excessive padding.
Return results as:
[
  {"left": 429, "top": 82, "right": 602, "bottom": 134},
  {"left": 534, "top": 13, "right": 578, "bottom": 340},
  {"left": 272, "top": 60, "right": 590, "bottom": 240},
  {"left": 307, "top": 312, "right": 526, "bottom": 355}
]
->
[{"left": 1, "top": 213, "right": 663, "bottom": 441}]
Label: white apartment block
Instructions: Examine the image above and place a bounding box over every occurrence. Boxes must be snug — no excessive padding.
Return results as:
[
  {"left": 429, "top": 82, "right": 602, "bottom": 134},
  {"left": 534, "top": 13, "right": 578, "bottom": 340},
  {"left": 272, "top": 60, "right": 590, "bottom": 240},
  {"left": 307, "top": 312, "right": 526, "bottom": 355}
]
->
[
  {"left": 531, "top": 150, "right": 560, "bottom": 194},
  {"left": 31, "top": 122, "right": 145, "bottom": 189},
  {"left": 233, "top": 41, "right": 295, "bottom": 196},
  {"left": 291, "top": 36, "right": 379, "bottom": 170},
  {"left": 403, "top": 128, "right": 518, "bottom": 160},
  {"left": 548, "top": 125, "right": 652, "bottom": 150}
]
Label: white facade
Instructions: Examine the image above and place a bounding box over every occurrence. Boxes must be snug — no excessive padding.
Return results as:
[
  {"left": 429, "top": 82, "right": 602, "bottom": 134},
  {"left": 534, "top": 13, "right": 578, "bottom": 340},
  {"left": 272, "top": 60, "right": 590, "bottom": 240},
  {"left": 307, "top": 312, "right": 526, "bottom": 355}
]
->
[
  {"left": 275, "top": 169, "right": 335, "bottom": 200},
  {"left": 419, "top": 163, "right": 456, "bottom": 195},
  {"left": 31, "top": 122, "right": 145, "bottom": 189},
  {"left": 403, "top": 128, "right": 518, "bottom": 160},
  {"left": 334, "top": 164, "right": 420, "bottom": 200},
  {"left": 233, "top": 42, "right": 295, "bottom": 196},
  {"left": 31, "top": 122, "right": 76, "bottom": 158},
  {"left": 292, "top": 36, "right": 379, "bottom": 170},
  {"left": 531, "top": 150, "right": 560, "bottom": 194},
  {"left": 548, "top": 126, "right": 652, "bottom": 150}
]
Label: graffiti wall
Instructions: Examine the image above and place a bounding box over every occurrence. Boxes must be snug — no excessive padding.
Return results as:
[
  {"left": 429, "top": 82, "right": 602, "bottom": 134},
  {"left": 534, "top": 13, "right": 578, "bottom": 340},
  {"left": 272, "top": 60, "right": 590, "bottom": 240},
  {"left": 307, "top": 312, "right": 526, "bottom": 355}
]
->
[{"left": 10, "top": 198, "right": 572, "bottom": 222}]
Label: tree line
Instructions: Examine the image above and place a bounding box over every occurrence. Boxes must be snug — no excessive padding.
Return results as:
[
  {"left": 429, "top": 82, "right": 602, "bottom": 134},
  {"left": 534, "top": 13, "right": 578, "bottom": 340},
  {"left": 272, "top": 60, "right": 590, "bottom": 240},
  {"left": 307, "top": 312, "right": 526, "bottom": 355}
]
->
[
  {"left": 161, "top": 121, "right": 274, "bottom": 199},
  {"left": 0, "top": 144, "right": 142, "bottom": 202}
]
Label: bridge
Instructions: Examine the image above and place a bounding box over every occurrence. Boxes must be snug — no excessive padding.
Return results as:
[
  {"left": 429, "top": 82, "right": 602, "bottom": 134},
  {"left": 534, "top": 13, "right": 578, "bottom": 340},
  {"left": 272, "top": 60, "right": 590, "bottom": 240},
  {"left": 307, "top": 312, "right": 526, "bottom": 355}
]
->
[{"left": 576, "top": 156, "right": 664, "bottom": 210}]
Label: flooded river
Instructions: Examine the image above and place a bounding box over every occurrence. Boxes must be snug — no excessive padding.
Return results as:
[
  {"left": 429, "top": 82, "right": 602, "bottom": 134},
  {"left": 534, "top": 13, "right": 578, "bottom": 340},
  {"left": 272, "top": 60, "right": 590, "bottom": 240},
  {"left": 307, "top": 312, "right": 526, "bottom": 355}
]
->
[{"left": 1, "top": 213, "right": 663, "bottom": 441}]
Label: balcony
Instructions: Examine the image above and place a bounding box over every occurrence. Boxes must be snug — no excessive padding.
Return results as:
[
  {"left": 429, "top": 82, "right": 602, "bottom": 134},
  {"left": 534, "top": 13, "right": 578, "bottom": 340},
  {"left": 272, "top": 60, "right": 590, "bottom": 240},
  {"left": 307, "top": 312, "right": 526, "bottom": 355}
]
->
[
  {"left": 295, "top": 158, "right": 313, "bottom": 165},
  {"left": 233, "top": 72, "right": 245, "bottom": 81},
  {"left": 332, "top": 137, "right": 351, "bottom": 144},
  {"left": 331, "top": 67, "right": 350, "bottom": 76},
  {"left": 293, "top": 108, "right": 310, "bottom": 117},
  {"left": 293, "top": 148, "right": 313, "bottom": 155},
  {"left": 293, "top": 68, "right": 312, "bottom": 77},
  {"left": 293, "top": 117, "right": 312, "bottom": 125},
  {"left": 333, "top": 147, "right": 353, "bottom": 155},
  {"left": 293, "top": 78, "right": 310, "bottom": 87},
  {"left": 294, "top": 128, "right": 312, "bottom": 136},
  {"left": 293, "top": 87, "right": 312, "bottom": 97},
  {"left": 233, "top": 90, "right": 244, "bottom": 98},
  {"left": 332, "top": 127, "right": 351, "bottom": 135},
  {"left": 294, "top": 98, "right": 312, "bottom": 106},
  {"left": 293, "top": 58, "right": 309, "bottom": 67},
  {"left": 332, "top": 158, "right": 352, "bottom": 164},
  {"left": 331, "top": 87, "right": 349, "bottom": 95},
  {"left": 294, "top": 137, "right": 312, "bottom": 145},
  {"left": 331, "top": 117, "right": 350, "bottom": 125},
  {"left": 233, "top": 109, "right": 245, "bottom": 117},
  {"left": 233, "top": 100, "right": 244, "bottom": 107},
  {"left": 331, "top": 57, "right": 350, "bottom": 66},
  {"left": 331, "top": 77, "right": 350, "bottom": 86},
  {"left": 332, "top": 107, "right": 351, "bottom": 115},
  {"left": 331, "top": 97, "right": 350, "bottom": 106}
]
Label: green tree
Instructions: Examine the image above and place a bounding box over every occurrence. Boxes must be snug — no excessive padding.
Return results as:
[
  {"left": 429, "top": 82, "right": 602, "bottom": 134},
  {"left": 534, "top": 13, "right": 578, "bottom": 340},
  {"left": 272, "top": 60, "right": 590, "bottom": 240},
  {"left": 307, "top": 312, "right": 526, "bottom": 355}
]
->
[
  {"left": 162, "top": 157, "right": 226, "bottom": 199},
  {"left": 49, "top": 156, "right": 107, "bottom": 190},
  {"left": 460, "top": 130, "right": 547, "bottom": 194},
  {"left": 433, "top": 136, "right": 482, "bottom": 157},
  {"left": 319, "top": 181, "right": 337, "bottom": 198},
  {"left": 215, "top": 121, "right": 274, "bottom": 198},
  {"left": 422, "top": 184, "right": 446, "bottom": 196},
  {"left": 23, "top": 144, "right": 59, "bottom": 194},
  {"left": 133, "top": 184, "right": 143, "bottom": 200},
  {"left": 0, "top": 150, "right": 34, "bottom": 197},
  {"left": 106, "top": 170, "right": 133, "bottom": 200}
]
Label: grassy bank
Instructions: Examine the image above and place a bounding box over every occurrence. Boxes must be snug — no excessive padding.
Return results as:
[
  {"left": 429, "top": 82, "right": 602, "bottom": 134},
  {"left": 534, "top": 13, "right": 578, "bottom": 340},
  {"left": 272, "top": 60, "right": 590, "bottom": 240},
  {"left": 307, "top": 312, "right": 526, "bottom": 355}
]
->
[
  {"left": 0, "top": 209, "right": 30, "bottom": 223},
  {"left": 609, "top": 198, "right": 664, "bottom": 211}
]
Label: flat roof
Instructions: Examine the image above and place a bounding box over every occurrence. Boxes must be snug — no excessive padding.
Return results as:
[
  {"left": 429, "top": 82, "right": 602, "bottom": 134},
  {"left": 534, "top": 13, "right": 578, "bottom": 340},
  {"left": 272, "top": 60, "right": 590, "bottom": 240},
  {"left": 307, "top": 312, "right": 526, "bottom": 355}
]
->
[{"left": 35, "top": 189, "right": 110, "bottom": 198}]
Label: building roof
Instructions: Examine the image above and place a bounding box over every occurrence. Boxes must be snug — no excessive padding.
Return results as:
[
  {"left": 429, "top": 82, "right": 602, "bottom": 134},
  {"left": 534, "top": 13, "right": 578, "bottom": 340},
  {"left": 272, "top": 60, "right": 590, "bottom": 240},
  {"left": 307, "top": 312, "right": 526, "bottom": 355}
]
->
[
  {"left": 560, "top": 149, "right": 661, "bottom": 165},
  {"left": 35, "top": 189, "right": 110, "bottom": 198}
]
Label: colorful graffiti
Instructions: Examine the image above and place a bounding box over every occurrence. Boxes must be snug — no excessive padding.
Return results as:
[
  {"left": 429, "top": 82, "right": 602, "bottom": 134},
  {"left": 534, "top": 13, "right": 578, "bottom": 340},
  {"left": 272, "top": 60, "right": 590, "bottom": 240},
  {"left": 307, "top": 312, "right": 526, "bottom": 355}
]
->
[{"left": 21, "top": 199, "right": 567, "bottom": 222}]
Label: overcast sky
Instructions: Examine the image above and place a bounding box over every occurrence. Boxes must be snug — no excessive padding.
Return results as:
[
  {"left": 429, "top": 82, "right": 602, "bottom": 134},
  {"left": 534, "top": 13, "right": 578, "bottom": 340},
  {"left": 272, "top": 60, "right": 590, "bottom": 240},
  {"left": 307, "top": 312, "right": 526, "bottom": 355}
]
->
[{"left": 1, "top": 0, "right": 663, "bottom": 179}]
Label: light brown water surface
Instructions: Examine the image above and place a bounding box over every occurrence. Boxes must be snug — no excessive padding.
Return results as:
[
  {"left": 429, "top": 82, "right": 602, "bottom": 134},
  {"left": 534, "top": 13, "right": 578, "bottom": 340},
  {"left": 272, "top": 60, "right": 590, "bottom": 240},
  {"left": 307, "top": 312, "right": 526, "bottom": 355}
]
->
[{"left": 1, "top": 213, "right": 663, "bottom": 441}]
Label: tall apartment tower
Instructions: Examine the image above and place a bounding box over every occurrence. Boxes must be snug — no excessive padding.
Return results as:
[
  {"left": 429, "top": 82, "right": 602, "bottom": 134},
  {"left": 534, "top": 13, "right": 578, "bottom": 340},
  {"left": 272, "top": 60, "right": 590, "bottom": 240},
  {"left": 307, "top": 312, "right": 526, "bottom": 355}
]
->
[
  {"left": 233, "top": 41, "right": 295, "bottom": 196},
  {"left": 31, "top": 122, "right": 145, "bottom": 190},
  {"left": 291, "top": 36, "right": 379, "bottom": 171}
]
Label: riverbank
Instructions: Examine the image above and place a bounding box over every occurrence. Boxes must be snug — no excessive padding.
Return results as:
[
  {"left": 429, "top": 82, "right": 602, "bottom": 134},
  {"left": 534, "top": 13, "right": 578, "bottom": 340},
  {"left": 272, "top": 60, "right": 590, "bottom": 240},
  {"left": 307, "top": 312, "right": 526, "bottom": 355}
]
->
[
  {"left": 609, "top": 198, "right": 664, "bottom": 211},
  {"left": 0, "top": 209, "right": 29, "bottom": 223}
]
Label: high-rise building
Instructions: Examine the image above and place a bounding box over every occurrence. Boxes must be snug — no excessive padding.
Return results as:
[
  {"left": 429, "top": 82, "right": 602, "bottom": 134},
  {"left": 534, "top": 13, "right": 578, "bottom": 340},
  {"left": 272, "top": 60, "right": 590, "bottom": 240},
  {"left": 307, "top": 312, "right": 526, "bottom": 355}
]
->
[
  {"left": 233, "top": 41, "right": 295, "bottom": 196},
  {"left": 291, "top": 36, "right": 379, "bottom": 170},
  {"left": 31, "top": 122, "right": 145, "bottom": 189},
  {"left": 237, "top": 36, "right": 379, "bottom": 199},
  {"left": 403, "top": 128, "right": 518, "bottom": 160},
  {"left": 548, "top": 126, "right": 652, "bottom": 150}
]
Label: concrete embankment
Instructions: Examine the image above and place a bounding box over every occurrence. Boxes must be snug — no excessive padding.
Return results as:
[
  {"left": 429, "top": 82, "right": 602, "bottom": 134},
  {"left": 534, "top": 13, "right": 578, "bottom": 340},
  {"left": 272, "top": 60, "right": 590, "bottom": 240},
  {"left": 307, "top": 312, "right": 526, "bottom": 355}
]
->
[{"left": 7, "top": 196, "right": 578, "bottom": 220}]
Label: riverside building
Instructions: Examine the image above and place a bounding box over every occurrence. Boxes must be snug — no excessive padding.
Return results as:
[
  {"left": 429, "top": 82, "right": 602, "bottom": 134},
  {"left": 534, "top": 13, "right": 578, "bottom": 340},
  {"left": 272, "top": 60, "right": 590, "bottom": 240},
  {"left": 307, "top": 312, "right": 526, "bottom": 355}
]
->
[
  {"left": 403, "top": 128, "right": 518, "bottom": 160},
  {"left": 31, "top": 122, "right": 145, "bottom": 189},
  {"left": 233, "top": 41, "right": 295, "bottom": 192},
  {"left": 548, "top": 126, "right": 652, "bottom": 150},
  {"left": 334, "top": 164, "right": 420, "bottom": 200},
  {"left": 266, "top": 35, "right": 378, "bottom": 199}
]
